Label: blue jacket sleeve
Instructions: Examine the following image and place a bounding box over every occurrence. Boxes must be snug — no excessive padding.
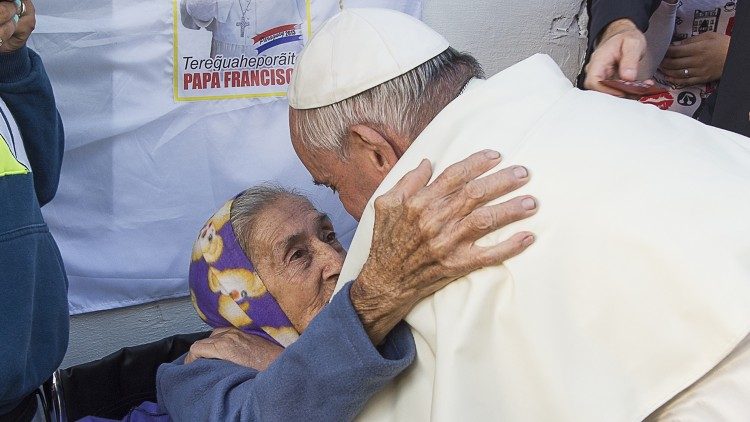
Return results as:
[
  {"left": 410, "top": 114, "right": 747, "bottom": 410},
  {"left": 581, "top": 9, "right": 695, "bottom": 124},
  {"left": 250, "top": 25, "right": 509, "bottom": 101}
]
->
[
  {"left": 0, "top": 46, "right": 64, "bottom": 206},
  {"left": 156, "top": 281, "right": 416, "bottom": 422},
  {"left": 0, "top": 46, "right": 69, "bottom": 414}
]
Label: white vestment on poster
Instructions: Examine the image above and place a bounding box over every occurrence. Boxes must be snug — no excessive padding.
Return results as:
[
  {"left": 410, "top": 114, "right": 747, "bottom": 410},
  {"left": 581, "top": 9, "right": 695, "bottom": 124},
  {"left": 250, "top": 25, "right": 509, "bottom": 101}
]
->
[
  {"left": 28, "top": 0, "right": 421, "bottom": 314},
  {"left": 337, "top": 54, "right": 750, "bottom": 421},
  {"left": 180, "top": 0, "right": 303, "bottom": 58}
]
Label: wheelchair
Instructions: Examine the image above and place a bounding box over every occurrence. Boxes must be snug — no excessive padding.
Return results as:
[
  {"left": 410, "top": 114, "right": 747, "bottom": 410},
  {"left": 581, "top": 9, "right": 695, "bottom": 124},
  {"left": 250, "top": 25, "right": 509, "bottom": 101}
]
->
[{"left": 41, "top": 331, "right": 209, "bottom": 421}]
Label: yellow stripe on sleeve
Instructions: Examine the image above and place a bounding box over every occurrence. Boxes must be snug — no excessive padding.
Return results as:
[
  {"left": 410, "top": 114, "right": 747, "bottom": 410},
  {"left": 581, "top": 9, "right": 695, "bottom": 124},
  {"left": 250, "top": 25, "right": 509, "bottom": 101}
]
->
[{"left": 0, "top": 133, "right": 29, "bottom": 177}]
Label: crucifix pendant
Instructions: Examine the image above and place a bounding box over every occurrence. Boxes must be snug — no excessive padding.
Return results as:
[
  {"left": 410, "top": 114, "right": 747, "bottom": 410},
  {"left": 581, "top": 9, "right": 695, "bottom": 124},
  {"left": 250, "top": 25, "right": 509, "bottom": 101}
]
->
[{"left": 236, "top": 16, "right": 250, "bottom": 38}]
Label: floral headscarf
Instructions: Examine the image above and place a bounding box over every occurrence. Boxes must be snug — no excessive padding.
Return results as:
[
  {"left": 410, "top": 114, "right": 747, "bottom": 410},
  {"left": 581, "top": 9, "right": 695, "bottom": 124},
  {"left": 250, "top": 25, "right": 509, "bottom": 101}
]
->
[{"left": 188, "top": 197, "right": 299, "bottom": 347}]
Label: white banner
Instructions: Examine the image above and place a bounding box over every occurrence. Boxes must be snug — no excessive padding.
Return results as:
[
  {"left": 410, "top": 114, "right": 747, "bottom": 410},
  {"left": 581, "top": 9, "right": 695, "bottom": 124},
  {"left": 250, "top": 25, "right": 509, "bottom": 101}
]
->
[
  {"left": 31, "top": 0, "right": 422, "bottom": 314},
  {"left": 174, "top": 0, "right": 307, "bottom": 100}
]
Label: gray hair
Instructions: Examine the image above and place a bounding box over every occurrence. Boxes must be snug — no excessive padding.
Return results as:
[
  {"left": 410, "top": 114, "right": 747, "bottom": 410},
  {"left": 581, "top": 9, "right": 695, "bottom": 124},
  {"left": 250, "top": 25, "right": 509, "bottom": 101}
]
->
[
  {"left": 230, "top": 184, "right": 307, "bottom": 258},
  {"left": 289, "top": 47, "right": 483, "bottom": 158}
]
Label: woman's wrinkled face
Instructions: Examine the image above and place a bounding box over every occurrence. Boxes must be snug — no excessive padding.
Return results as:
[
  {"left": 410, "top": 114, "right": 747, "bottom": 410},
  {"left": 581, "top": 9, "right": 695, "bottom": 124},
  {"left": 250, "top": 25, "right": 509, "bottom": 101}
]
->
[{"left": 249, "top": 196, "right": 346, "bottom": 334}]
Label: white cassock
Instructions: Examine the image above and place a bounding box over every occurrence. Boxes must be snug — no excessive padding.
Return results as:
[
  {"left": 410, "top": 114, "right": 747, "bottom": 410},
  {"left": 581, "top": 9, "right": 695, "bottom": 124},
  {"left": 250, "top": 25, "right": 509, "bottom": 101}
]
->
[
  {"left": 336, "top": 54, "right": 750, "bottom": 421},
  {"left": 180, "top": 0, "right": 302, "bottom": 58}
]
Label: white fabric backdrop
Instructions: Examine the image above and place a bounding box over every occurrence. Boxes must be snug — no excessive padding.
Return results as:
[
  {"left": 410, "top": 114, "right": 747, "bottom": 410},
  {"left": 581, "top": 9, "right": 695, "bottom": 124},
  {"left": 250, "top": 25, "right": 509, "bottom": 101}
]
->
[{"left": 30, "top": 0, "right": 422, "bottom": 314}]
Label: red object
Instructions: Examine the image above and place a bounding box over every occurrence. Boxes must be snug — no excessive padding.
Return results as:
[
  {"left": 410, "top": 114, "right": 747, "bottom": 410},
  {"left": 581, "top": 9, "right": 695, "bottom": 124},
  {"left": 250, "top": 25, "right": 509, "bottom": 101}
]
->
[
  {"left": 639, "top": 91, "right": 675, "bottom": 110},
  {"left": 601, "top": 79, "right": 669, "bottom": 96}
]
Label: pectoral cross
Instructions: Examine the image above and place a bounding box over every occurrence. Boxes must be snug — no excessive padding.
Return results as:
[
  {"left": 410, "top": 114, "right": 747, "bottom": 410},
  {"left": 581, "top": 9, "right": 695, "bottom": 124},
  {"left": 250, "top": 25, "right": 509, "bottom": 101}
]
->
[{"left": 236, "top": 16, "right": 250, "bottom": 38}]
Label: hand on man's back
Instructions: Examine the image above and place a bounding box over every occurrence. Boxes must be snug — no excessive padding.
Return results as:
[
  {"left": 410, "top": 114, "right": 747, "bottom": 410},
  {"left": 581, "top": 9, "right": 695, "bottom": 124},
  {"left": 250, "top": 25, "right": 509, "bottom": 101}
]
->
[{"left": 352, "top": 150, "right": 538, "bottom": 345}]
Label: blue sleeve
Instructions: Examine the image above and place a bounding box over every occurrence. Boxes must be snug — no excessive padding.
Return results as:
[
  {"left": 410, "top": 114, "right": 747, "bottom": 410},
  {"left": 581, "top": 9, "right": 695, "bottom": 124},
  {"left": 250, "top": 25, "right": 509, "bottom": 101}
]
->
[
  {"left": 0, "top": 46, "right": 65, "bottom": 206},
  {"left": 156, "top": 281, "right": 416, "bottom": 422},
  {"left": 0, "top": 46, "right": 69, "bottom": 414}
]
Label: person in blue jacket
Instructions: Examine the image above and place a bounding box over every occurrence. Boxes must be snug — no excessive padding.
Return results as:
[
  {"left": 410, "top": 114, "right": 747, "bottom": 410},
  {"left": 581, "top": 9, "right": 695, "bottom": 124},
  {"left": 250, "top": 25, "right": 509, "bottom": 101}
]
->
[{"left": 0, "top": 0, "right": 68, "bottom": 420}]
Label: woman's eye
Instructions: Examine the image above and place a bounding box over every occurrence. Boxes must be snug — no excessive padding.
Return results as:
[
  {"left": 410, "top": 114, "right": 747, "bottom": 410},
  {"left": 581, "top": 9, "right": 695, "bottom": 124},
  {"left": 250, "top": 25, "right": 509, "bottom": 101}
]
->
[
  {"left": 326, "top": 231, "right": 337, "bottom": 243},
  {"left": 290, "top": 249, "right": 305, "bottom": 261}
]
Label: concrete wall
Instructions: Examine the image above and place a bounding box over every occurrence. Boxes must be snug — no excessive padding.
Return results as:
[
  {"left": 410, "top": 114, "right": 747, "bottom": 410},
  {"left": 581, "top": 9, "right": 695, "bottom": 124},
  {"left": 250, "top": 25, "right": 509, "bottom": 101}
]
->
[
  {"left": 63, "top": 297, "right": 208, "bottom": 368},
  {"left": 63, "top": 0, "right": 589, "bottom": 368},
  {"left": 423, "top": 0, "right": 588, "bottom": 80}
]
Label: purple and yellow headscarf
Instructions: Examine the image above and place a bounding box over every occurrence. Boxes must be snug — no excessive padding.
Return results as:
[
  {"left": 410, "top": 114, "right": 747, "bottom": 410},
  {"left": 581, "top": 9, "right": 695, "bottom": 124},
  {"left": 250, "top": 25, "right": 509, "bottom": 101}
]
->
[{"left": 189, "top": 197, "right": 299, "bottom": 347}]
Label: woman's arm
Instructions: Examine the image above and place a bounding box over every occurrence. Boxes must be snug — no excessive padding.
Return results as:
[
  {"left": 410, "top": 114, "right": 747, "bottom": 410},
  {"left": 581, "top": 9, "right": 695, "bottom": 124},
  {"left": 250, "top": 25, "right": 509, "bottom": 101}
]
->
[{"left": 156, "top": 281, "right": 415, "bottom": 422}]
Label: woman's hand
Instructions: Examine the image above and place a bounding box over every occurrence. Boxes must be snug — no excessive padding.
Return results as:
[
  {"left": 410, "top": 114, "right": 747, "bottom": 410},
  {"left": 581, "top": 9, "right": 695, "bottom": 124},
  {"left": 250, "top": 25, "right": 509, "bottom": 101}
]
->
[
  {"left": 0, "top": 0, "right": 34, "bottom": 53},
  {"left": 351, "top": 150, "right": 537, "bottom": 344},
  {"left": 659, "top": 32, "right": 731, "bottom": 86},
  {"left": 185, "top": 327, "right": 283, "bottom": 371}
]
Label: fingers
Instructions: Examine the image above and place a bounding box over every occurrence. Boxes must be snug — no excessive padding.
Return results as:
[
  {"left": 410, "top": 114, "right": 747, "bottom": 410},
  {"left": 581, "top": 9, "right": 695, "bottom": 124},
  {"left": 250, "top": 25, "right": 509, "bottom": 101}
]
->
[
  {"left": 0, "top": 2, "right": 16, "bottom": 25},
  {"left": 659, "top": 55, "right": 695, "bottom": 71},
  {"left": 0, "top": 15, "right": 15, "bottom": 42},
  {"left": 659, "top": 61, "right": 708, "bottom": 84},
  {"left": 664, "top": 41, "right": 705, "bottom": 59},
  {"left": 457, "top": 195, "right": 538, "bottom": 241},
  {"left": 469, "top": 231, "right": 536, "bottom": 268},
  {"left": 660, "top": 66, "right": 694, "bottom": 79},
  {"left": 0, "top": 0, "right": 32, "bottom": 53},
  {"left": 584, "top": 52, "right": 625, "bottom": 96},
  {"left": 662, "top": 75, "right": 707, "bottom": 86},
  {"left": 584, "top": 26, "right": 647, "bottom": 96},
  {"left": 185, "top": 338, "right": 222, "bottom": 363},
  {"left": 379, "top": 159, "right": 432, "bottom": 208},
  {"left": 424, "top": 150, "right": 503, "bottom": 198},
  {"left": 618, "top": 35, "right": 646, "bottom": 81},
  {"left": 14, "top": 0, "right": 34, "bottom": 39},
  {"left": 584, "top": 31, "right": 644, "bottom": 91},
  {"left": 457, "top": 165, "right": 530, "bottom": 215},
  {"left": 676, "top": 32, "right": 714, "bottom": 45}
]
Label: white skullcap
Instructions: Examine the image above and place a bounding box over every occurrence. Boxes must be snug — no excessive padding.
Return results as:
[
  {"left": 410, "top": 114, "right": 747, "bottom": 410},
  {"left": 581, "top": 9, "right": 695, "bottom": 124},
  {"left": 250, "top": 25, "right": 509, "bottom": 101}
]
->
[{"left": 287, "top": 8, "right": 450, "bottom": 109}]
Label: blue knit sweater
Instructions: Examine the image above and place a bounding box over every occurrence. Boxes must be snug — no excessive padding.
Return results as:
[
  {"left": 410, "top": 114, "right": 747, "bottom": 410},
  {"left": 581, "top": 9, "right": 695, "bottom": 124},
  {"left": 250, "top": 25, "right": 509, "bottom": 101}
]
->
[{"left": 0, "top": 46, "right": 68, "bottom": 415}]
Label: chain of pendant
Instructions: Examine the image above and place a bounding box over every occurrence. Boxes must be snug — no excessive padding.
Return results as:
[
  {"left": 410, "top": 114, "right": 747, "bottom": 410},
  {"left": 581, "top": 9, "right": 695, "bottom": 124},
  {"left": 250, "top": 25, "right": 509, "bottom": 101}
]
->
[{"left": 238, "top": 0, "right": 253, "bottom": 20}]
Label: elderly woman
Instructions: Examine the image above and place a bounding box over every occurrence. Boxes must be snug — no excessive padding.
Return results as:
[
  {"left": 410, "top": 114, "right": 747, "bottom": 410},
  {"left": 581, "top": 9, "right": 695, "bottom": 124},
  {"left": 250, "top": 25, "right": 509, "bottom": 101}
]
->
[{"left": 157, "top": 152, "right": 537, "bottom": 421}]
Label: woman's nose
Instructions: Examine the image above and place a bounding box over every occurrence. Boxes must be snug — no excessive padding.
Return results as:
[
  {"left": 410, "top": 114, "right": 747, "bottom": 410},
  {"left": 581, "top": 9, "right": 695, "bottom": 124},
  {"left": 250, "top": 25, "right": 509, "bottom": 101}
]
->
[{"left": 315, "top": 242, "right": 344, "bottom": 280}]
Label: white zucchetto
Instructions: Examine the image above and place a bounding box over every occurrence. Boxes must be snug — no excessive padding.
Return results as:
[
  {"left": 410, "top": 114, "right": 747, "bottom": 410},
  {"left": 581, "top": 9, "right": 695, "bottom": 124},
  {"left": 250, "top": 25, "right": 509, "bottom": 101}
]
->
[{"left": 287, "top": 8, "right": 450, "bottom": 109}]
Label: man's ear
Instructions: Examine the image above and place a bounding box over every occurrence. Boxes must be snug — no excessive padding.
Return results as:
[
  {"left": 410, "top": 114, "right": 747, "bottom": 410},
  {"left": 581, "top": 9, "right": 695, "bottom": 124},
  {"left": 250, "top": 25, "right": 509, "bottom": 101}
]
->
[{"left": 348, "top": 124, "right": 399, "bottom": 176}]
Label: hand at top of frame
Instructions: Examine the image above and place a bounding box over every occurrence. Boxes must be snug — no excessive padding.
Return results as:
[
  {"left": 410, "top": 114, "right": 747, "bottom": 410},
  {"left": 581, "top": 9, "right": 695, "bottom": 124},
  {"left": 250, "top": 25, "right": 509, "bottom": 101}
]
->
[{"left": 0, "top": 1, "right": 34, "bottom": 54}]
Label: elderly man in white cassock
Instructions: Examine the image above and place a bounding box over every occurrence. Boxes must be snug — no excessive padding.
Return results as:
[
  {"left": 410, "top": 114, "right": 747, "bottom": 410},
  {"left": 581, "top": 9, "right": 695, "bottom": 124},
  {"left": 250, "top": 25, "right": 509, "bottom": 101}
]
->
[
  {"left": 287, "top": 8, "right": 750, "bottom": 422},
  {"left": 180, "top": 0, "right": 302, "bottom": 57}
]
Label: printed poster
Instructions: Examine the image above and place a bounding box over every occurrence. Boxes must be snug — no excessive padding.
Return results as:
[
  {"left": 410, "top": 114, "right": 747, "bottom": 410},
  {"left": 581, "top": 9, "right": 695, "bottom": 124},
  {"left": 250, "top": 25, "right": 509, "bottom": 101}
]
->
[
  {"left": 174, "top": 0, "right": 311, "bottom": 101},
  {"left": 30, "top": 0, "right": 422, "bottom": 314}
]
